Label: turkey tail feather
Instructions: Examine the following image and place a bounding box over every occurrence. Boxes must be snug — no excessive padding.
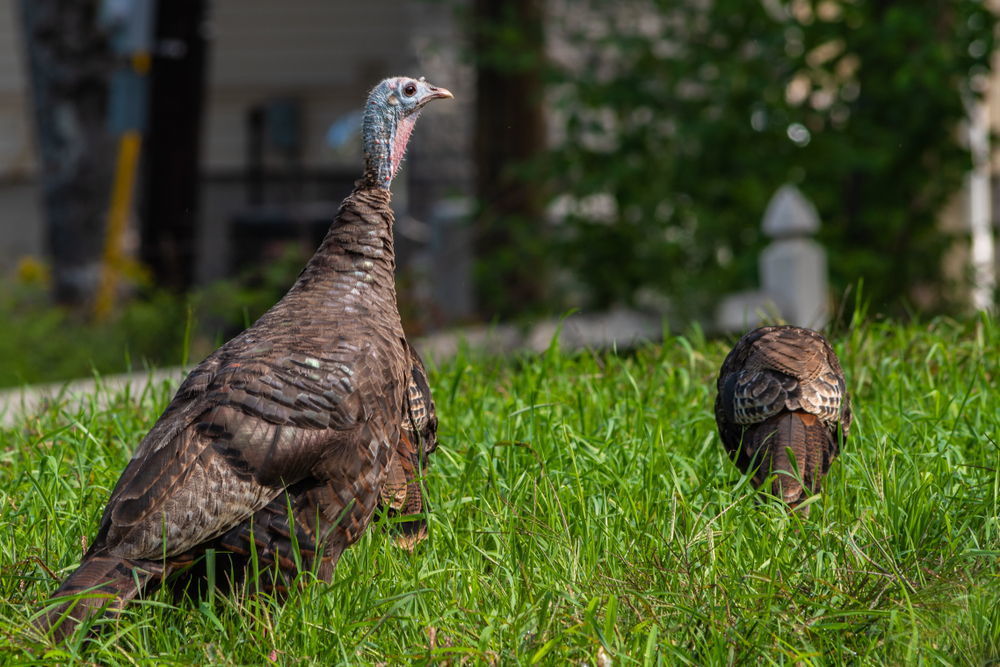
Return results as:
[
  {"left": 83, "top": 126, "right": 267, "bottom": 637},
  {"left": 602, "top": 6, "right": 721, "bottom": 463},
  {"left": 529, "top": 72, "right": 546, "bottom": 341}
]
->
[
  {"left": 747, "top": 411, "right": 833, "bottom": 515},
  {"left": 37, "top": 556, "right": 162, "bottom": 641}
]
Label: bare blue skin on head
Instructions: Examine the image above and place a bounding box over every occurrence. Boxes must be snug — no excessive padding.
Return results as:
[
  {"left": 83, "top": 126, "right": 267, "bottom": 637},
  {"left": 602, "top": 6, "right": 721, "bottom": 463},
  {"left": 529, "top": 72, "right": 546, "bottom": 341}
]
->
[{"left": 362, "top": 76, "right": 453, "bottom": 189}]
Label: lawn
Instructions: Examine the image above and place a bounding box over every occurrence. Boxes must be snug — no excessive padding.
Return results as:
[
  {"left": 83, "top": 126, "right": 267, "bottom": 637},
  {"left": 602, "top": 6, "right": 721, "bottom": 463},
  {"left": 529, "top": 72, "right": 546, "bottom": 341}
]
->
[{"left": 0, "top": 316, "right": 997, "bottom": 664}]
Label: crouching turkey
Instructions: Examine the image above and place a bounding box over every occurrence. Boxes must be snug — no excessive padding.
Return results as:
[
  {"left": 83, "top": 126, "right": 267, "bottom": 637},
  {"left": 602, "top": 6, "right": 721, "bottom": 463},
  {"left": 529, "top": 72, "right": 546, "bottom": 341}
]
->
[
  {"left": 714, "top": 325, "right": 851, "bottom": 515},
  {"left": 36, "top": 76, "right": 451, "bottom": 640}
]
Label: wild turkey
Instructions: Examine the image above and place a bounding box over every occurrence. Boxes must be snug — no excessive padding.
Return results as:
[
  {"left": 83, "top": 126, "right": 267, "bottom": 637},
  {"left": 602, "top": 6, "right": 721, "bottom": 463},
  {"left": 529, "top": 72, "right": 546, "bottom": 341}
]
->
[
  {"left": 714, "top": 325, "right": 851, "bottom": 514},
  {"left": 37, "top": 76, "right": 451, "bottom": 640}
]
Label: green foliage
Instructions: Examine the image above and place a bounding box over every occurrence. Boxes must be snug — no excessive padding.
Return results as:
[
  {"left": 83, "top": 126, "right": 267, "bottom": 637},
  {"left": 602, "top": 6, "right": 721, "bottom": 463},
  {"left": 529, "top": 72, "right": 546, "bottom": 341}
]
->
[
  {"left": 547, "top": 0, "right": 995, "bottom": 315},
  {"left": 1, "top": 316, "right": 997, "bottom": 662},
  {"left": 0, "top": 249, "right": 307, "bottom": 388},
  {"left": 0, "top": 281, "right": 190, "bottom": 388}
]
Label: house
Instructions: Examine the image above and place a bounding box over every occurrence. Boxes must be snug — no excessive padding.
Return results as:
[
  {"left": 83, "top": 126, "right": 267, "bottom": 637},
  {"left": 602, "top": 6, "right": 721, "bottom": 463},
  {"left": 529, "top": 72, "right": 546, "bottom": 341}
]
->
[{"left": 0, "top": 0, "right": 472, "bottom": 310}]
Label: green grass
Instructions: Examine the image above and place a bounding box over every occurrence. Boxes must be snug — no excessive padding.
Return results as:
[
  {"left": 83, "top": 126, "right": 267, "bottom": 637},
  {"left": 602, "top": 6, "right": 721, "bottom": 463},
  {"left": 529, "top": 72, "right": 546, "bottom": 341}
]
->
[{"left": 1, "top": 316, "right": 997, "bottom": 664}]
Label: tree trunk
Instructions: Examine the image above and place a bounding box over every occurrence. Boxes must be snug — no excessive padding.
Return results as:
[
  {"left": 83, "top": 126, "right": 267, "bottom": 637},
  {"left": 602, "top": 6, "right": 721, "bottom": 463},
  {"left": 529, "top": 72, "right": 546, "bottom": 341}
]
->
[
  {"left": 19, "top": 0, "right": 115, "bottom": 306},
  {"left": 472, "top": 0, "right": 548, "bottom": 318},
  {"left": 139, "top": 0, "right": 209, "bottom": 292}
]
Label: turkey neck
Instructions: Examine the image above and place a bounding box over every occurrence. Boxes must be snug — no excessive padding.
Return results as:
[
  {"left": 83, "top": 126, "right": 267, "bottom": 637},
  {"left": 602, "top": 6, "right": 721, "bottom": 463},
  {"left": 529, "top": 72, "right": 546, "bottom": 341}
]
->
[
  {"left": 283, "top": 81, "right": 417, "bottom": 324},
  {"left": 291, "top": 185, "right": 400, "bottom": 324}
]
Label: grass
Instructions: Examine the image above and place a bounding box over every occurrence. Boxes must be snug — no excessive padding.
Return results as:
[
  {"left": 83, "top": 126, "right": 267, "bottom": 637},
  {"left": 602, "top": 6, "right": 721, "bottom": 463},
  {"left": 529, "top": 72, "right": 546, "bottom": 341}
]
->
[{"left": 0, "top": 315, "right": 997, "bottom": 664}]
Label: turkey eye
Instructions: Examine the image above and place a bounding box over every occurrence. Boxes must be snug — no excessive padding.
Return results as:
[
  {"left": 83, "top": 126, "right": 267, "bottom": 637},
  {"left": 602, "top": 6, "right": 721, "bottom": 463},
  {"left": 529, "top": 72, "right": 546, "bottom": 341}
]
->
[{"left": 403, "top": 83, "right": 417, "bottom": 96}]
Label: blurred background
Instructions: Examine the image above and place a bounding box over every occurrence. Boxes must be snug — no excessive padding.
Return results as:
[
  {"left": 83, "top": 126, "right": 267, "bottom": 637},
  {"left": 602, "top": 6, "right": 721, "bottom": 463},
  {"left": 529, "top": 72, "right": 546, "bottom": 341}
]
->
[{"left": 0, "top": 0, "right": 997, "bottom": 387}]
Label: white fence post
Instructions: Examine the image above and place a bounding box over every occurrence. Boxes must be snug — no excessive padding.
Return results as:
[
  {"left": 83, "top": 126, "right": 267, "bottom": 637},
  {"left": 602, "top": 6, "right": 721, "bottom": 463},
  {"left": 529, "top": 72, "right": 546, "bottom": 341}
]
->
[
  {"left": 965, "top": 92, "right": 997, "bottom": 314},
  {"left": 759, "top": 185, "right": 829, "bottom": 329},
  {"left": 716, "top": 184, "right": 829, "bottom": 331}
]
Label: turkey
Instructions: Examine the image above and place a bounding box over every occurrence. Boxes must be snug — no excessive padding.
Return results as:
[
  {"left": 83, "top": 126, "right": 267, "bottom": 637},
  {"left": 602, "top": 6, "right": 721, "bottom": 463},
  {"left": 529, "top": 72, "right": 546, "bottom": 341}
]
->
[
  {"left": 714, "top": 325, "right": 851, "bottom": 515},
  {"left": 37, "top": 76, "right": 451, "bottom": 640}
]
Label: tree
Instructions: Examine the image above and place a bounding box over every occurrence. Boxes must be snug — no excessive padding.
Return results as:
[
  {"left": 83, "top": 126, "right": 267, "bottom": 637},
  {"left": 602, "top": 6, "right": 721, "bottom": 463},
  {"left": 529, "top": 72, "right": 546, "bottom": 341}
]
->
[
  {"left": 471, "top": 0, "right": 549, "bottom": 318},
  {"left": 547, "top": 0, "right": 996, "bottom": 316},
  {"left": 19, "top": 0, "right": 115, "bottom": 306},
  {"left": 139, "top": 0, "right": 209, "bottom": 292}
]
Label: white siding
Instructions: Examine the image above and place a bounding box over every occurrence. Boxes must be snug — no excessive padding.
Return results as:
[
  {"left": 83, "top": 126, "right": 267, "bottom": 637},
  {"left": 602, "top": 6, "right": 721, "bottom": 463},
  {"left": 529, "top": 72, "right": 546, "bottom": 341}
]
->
[{"left": 0, "top": 0, "right": 35, "bottom": 177}]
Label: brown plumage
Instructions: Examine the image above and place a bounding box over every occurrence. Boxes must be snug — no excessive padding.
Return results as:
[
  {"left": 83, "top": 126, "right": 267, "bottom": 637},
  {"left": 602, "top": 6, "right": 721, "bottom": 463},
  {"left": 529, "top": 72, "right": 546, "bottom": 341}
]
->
[
  {"left": 379, "top": 342, "right": 439, "bottom": 550},
  {"left": 714, "top": 325, "right": 851, "bottom": 514},
  {"left": 37, "top": 76, "right": 451, "bottom": 640},
  {"left": 167, "top": 342, "right": 437, "bottom": 598}
]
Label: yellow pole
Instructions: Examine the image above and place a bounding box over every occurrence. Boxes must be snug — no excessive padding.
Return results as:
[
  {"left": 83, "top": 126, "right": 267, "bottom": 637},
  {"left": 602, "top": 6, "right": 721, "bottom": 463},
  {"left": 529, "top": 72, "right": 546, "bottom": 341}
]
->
[
  {"left": 94, "top": 51, "right": 151, "bottom": 320},
  {"left": 93, "top": 129, "right": 142, "bottom": 320}
]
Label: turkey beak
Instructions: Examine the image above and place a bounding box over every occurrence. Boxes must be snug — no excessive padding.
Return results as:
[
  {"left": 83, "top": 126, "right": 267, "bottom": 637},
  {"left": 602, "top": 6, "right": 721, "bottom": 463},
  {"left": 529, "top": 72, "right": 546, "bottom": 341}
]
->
[
  {"left": 416, "top": 82, "right": 454, "bottom": 109},
  {"left": 427, "top": 86, "right": 454, "bottom": 101}
]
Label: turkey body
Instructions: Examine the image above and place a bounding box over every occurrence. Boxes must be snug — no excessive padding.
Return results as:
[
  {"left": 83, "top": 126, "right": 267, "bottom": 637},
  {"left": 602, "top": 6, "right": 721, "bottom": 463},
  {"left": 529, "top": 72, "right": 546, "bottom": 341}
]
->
[
  {"left": 714, "top": 325, "right": 851, "bottom": 513},
  {"left": 39, "top": 186, "right": 413, "bottom": 639},
  {"left": 169, "top": 339, "right": 438, "bottom": 598}
]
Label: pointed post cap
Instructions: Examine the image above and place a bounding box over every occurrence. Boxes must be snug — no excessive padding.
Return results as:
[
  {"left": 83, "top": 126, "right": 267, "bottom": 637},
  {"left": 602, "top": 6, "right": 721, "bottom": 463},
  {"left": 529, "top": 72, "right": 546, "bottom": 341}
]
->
[{"left": 762, "top": 184, "right": 820, "bottom": 238}]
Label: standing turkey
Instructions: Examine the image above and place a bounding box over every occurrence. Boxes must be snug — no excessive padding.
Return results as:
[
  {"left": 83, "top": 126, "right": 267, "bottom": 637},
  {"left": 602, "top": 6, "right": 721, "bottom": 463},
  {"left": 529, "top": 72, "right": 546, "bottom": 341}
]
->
[
  {"left": 37, "top": 76, "right": 451, "bottom": 640},
  {"left": 714, "top": 325, "right": 851, "bottom": 515}
]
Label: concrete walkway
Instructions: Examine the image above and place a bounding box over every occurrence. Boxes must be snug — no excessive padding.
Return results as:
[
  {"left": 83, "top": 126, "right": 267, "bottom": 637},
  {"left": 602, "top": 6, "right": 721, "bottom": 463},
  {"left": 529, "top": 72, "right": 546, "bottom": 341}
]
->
[
  {"left": 0, "top": 308, "right": 663, "bottom": 428},
  {"left": 0, "top": 367, "right": 187, "bottom": 428}
]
